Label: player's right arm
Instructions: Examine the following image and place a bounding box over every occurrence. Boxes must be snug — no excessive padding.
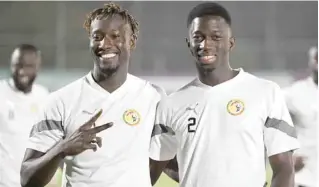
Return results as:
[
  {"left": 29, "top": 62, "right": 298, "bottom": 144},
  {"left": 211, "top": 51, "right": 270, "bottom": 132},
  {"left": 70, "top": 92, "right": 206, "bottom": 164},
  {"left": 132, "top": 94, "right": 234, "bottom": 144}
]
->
[
  {"left": 149, "top": 100, "right": 179, "bottom": 185},
  {"left": 21, "top": 141, "right": 65, "bottom": 187},
  {"left": 264, "top": 84, "right": 300, "bottom": 187},
  {"left": 21, "top": 106, "right": 112, "bottom": 187}
]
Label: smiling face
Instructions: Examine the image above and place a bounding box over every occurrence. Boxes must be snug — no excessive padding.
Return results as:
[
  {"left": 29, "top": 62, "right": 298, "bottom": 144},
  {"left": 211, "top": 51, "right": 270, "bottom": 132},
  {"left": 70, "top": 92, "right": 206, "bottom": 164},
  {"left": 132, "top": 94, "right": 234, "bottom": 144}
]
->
[
  {"left": 89, "top": 14, "right": 135, "bottom": 76},
  {"left": 11, "top": 49, "right": 40, "bottom": 92},
  {"left": 187, "top": 15, "right": 235, "bottom": 72}
]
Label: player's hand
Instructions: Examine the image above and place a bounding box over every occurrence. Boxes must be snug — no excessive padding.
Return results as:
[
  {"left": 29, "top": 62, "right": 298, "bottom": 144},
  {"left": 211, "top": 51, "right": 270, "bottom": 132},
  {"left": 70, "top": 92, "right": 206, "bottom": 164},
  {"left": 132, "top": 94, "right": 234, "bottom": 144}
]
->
[
  {"left": 60, "top": 109, "right": 113, "bottom": 156},
  {"left": 293, "top": 156, "right": 306, "bottom": 172}
]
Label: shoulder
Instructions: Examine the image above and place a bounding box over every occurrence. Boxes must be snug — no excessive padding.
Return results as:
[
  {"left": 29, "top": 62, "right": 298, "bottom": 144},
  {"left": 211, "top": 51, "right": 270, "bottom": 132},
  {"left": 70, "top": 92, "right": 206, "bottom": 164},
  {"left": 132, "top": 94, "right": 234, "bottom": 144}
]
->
[
  {"left": 242, "top": 72, "right": 280, "bottom": 90},
  {"left": 240, "top": 72, "right": 284, "bottom": 100},
  {"left": 128, "top": 74, "right": 167, "bottom": 98},
  {"left": 0, "top": 79, "right": 9, "bottom": 91},
  {"left": 33, "top": 83, "right": 50, "bottom": 96},
  {"left": 40, "top": 76, "right": 86, "bottom": 112},
  {"left": 157, "top": 78, "right": 199, "bottom": 110}
]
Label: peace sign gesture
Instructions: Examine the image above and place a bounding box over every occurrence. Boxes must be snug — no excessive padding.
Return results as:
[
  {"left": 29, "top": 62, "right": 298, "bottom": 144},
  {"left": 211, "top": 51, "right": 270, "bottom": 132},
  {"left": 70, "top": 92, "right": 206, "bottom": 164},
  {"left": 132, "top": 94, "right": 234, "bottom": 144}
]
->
[{"left": 61, "top": 109, "right": 113, "bottom": 156}]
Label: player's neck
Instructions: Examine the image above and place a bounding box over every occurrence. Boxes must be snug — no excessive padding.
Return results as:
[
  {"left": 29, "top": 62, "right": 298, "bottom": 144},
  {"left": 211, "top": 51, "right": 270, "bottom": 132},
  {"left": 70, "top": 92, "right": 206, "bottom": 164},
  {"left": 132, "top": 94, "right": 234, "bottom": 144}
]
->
[
  {"left": 20, "top": 87, "right": 32, "bottom": 94},
  {"left": 198, "top": 64, "right": 236, "bottom": 87},
  {"left": 17, "top": 86, "right": 32, "bottom": 94},
  {"left": 92, "top": 66, "right": 128, "bottom": 93}
]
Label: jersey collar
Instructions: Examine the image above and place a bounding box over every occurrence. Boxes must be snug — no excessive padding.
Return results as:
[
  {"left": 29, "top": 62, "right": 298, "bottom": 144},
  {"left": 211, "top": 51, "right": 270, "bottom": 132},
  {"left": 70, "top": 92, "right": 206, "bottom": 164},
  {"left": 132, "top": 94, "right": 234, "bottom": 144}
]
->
[
  {"left": 194, "top": 68, "right": 245, "bottom": 91},
  {"left": 85, "top": 72, "right": 132, "bottom": 98}
]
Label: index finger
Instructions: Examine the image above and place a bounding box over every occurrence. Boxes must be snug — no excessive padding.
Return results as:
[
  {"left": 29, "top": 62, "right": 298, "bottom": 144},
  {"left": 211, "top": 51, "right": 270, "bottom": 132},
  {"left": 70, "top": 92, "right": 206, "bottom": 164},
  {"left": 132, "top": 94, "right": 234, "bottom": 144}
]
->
[
  {"left": 88, "top": 122, "right": 113, "bottom": 134},
  {"left": 80, "top": 109, "right": 103, "bottom": 130}
]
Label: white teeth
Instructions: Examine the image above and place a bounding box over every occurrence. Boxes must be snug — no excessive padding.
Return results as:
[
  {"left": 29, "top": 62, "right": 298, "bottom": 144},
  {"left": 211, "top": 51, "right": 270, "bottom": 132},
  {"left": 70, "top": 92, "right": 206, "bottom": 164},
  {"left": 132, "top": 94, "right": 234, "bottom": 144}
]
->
[
  {"left": 20, "top": 76, "right": 29, "bottom": 83},
  {"left": 202, "top": 56, "right": 214, "bottom": 60},
  {"left": 102, "top": 53, "right": 116, "bottom": 58}
]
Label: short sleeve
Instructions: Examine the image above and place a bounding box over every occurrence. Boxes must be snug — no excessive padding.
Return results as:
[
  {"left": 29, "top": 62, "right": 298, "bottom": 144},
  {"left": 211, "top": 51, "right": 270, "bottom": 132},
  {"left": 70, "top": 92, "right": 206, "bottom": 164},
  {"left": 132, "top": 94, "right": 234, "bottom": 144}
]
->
[
  {"left": 264, "top": 84, "right": 300, "bottom": 157},
  {"left": 27, "top": 96, "right": 65, "bottom": 153},
  {"left": 149, "top": 99, "right": 178, "bottom": 161}
]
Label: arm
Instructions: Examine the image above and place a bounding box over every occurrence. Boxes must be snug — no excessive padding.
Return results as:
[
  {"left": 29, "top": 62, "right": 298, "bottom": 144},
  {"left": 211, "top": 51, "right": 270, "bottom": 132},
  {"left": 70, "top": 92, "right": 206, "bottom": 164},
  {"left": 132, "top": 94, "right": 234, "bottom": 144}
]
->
[
  {"left": 269, "top": 151, "right": 294, "bottom": 187},
  {"left": 264, "top": 84, "right": 300, "bottom": 187},
  {"left": 150, "top": 157, "right": 179, "bottom": 185},
  {"left": 21, "top": 108, "right": 112, "bottom": 187},
  {"left": 149, "top": 99, "right": 179, "bottom": 185},
  {"left": 163, "top": 157, "right": 179, "bottom": 182},
  {"left": 21, "top": 145, "right": 65, "bottom": 187},
  {"left": 150, "top": 159, "right": 170, "bottom": 185}
]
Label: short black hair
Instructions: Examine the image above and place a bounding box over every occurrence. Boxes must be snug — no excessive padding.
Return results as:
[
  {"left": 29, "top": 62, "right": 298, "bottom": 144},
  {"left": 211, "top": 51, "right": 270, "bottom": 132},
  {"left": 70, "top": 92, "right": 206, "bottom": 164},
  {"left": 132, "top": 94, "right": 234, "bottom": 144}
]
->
[
  {"left": 187, "top": 2, "right": 231, "bottom": 28},
  {"left": 16, "top": 44, "right": 39, "bottom": 54}
]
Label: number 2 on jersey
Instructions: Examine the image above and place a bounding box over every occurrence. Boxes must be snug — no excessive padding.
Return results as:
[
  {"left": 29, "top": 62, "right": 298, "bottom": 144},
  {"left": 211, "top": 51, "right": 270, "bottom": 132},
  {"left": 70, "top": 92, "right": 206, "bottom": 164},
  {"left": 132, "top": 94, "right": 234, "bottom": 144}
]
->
[{"left": 187, "top": 117, "right": 196, "bottom": 133}]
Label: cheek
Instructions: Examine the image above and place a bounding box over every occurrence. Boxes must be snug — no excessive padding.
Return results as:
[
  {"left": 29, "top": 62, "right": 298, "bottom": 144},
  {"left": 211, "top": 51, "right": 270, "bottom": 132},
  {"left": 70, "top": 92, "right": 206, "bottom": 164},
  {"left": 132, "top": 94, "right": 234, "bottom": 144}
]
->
[
  {"left": 190, "top": 41, "right": 199, "bottom": 50},
  {"left": 217, "top": 41, "right": 229, "bottom": 51},
  {"left": 120, "top": 37, "right": 130, "bottom": 48},
  {"left": 28, "top": 67, "right": 38, "bottom": 74},
  {"left": 118, "top": 38, "right": 131, "bottom": 53},
  {"left": 22, "top": 67, "right": 36, "bottom": 76},
  {"left": 117, "top": 40, "right": 124, "bottom": 48}
]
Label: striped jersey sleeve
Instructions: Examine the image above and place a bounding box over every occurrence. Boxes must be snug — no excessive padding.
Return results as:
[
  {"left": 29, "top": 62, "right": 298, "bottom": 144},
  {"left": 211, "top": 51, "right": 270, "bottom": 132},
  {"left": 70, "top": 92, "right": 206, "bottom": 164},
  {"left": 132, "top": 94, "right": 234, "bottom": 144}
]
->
[
  {"left": 263, "top": 84, "right": 300, "bottom": 157},
  {"left": 28, "top": 95, "right": 65, "bottom": 153},
  {"left": 149, "top": 99, "right": 178, "bottom": 161}
]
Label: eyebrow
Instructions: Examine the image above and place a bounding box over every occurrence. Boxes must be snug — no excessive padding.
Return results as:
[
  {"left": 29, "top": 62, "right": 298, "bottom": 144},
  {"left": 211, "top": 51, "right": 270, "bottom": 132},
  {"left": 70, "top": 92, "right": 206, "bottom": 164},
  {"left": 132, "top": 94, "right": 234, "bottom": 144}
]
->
[{"left": 193, "top": 29, "right": 222, "bottom": 35}]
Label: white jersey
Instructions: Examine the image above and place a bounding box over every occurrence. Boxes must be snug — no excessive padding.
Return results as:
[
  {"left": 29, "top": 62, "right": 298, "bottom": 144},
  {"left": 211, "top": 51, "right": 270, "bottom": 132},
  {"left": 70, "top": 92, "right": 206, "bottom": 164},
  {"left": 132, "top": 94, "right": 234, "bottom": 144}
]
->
[
  {"left": 28, "top": 73, "right": 164, "bottom": 187},
  {"left": 150, "top": 69, "right": 300, "bottom": 187},
  {"left": 0, "top": 79, "right": 49, "bottom": 187},
  {"left": 284, "top": 77, "right": 318, "bottom": 187}
]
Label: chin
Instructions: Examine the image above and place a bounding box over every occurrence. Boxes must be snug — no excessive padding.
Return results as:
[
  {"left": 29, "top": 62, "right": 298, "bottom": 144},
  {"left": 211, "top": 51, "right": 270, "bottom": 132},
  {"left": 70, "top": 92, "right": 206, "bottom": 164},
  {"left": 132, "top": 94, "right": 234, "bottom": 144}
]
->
[
  {"left": 15, "top": 82, "right": 31, "bottom": 92},
  {"left": 100, "top": 65, "right": 119, "bottom": 77},
  {"left": 198, "top": 62, "right": 218, "bottom": 70}
]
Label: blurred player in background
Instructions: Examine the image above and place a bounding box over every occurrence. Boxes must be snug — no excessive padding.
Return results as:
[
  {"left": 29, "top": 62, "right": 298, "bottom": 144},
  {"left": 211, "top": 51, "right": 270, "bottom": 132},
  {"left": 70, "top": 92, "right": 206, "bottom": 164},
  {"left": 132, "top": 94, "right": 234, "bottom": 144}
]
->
[
  {"left": 284, "top": 46, "right": 318, "bottom": 187},
  {"left": 0, "top": 44, "right": 49, "bottom": 187},
  {"left": 149, "top": 2, "right": 299, "bottom": 187},
  {"left": 20, "top": 3, "right": 171, "bottom": 187}
]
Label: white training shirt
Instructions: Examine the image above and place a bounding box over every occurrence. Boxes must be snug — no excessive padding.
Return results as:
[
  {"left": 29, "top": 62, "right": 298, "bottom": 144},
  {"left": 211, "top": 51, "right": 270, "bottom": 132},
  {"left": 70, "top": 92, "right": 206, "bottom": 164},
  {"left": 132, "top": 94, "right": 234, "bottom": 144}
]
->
[
  {"left": 0, "top": 79, "right": 49, "bottom": 187},
  {"left": 284, "top": 77, "right": 318, "bottom": 187},
  {"left": 28, "top": 73, "right": 164, "bottom": 187},
  {"left": 150, "top": 68, "right": 300, "bottom": 187}
]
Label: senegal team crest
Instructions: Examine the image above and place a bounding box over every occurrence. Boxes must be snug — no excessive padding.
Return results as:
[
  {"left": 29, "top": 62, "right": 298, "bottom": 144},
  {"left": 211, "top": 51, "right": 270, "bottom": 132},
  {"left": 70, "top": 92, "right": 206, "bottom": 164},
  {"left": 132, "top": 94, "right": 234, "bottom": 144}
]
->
[
  {"left": 123, "top": 109, "right": 141, "bottom": 126},
  {"left": 227, "top": 99, "right": 245, "bottom": 116}
]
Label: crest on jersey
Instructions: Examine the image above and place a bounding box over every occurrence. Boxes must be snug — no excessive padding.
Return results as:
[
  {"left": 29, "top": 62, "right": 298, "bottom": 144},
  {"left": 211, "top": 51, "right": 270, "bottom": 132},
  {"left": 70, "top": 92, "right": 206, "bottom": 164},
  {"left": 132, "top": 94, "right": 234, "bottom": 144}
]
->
[
  {"left": 123, "top": 109, "right": 141, "bottom": 126},
  {"left": 227, "top": 99, "right": 245, "bottom": 116}
]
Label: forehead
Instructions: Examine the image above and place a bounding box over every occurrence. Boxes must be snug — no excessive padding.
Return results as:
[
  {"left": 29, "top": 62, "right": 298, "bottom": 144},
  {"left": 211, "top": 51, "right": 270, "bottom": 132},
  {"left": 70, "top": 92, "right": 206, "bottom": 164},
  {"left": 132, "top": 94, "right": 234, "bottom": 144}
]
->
[
  {"left": 90, "top": 14, "right": 130, "bottom": 33},
  {"left": 11, "top": 50, "right": 39, "bottom": 65},
  {"left": 190, "top": 15, "right": 230, "bottom": 33}
]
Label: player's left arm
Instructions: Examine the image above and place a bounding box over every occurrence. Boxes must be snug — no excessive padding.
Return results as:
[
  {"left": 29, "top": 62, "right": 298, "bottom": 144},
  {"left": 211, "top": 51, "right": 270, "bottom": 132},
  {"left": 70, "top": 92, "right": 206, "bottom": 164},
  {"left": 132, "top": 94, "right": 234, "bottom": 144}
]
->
[
  {"left": 149, "top": 156, "right": 179, "bottom": 184},
  {"left": 163, "top": 156, "right": 179, "bottom": 182},
  {"left": 268, "top": 151, "right": 294, "bottom": 187},
  {"left": 264, "top": 84, "right": 300, "bottom": 187},
  {"left": 149, "top": 97, "right": 179, "bottom": 185}
]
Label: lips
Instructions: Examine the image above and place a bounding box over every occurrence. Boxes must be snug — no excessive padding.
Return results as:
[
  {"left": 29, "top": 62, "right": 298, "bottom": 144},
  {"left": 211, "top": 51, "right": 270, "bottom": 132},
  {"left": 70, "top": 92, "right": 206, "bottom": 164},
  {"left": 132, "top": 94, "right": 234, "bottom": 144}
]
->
[
  {"left": 101, "top": 53, "right": 117, "bottom": 59},
  {"left": 198, "top": 55, "right": 217, "bottom": 64},
  {"left": 97, "top": 51, "right": 118, "bottom": 60},
  {"left": 18, "top": 76, "right": 30, "bottom": 84}
]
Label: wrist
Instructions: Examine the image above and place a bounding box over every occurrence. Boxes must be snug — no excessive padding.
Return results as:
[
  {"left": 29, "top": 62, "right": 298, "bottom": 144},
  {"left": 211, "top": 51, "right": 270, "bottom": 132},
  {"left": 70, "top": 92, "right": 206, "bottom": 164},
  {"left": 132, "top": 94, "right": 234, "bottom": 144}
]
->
[{"left": 55, "top": 140, "right": 67, "bottom": 159}]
